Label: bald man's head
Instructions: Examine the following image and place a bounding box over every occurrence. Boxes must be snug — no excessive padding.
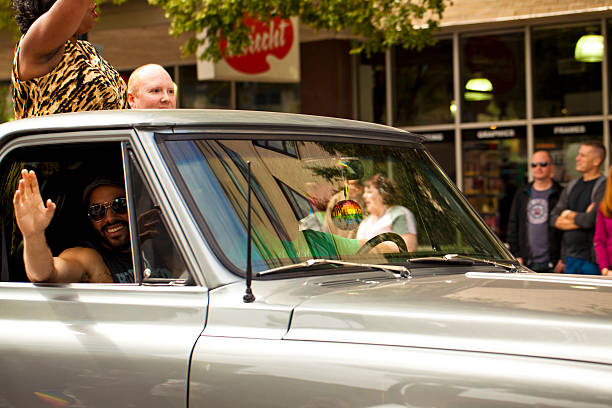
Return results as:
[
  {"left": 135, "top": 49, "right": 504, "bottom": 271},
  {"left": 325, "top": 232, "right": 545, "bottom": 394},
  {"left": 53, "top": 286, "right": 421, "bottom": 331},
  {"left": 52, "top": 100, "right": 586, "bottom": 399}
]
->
[
  {"left": 127, "top": 64, "right": 176, "bottom": 109},
  {"left": 530, "top": 150, "right": 554, "bottom": 182}
]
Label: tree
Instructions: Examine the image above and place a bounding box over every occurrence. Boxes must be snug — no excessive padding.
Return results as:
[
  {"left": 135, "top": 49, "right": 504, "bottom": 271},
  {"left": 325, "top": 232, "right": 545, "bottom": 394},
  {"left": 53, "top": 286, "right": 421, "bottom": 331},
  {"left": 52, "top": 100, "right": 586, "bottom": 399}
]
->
[
  {"left": 147, "top": 0, "right": 448, "bottom": 62},
  {"left": 0, "top": 0, "right": 128, "bottom": 37},
  {"left": 0, "top": 0, "right": 448, "bottom": 61},
  {"left": 0, "top": 1, "right": 14, "bottom": 33}
]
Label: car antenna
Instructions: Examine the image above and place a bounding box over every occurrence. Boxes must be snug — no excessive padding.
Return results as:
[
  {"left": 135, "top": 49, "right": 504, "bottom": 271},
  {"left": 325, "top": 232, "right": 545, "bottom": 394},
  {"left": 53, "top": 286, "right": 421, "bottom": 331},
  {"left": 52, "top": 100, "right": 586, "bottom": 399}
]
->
[{"left": 243, "top": 160, "right": 256, "bottom": 303}]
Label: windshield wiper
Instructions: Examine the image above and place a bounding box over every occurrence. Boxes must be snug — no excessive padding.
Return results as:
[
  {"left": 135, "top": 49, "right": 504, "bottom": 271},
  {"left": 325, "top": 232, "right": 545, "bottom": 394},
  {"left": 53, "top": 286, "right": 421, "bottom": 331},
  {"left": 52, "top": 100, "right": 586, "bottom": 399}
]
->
[
  {"left": 409, "top": 253, "right": 523, "bottom": 272},
  {"left": 257, "top": 258, "right": 411, "bottom": 278}
]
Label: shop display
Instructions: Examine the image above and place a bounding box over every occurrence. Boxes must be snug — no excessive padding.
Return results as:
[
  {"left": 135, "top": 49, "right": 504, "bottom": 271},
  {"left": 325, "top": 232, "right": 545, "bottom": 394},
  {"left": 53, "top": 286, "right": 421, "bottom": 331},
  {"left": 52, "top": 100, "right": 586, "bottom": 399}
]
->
[{"left": 463, "top": 137, "right": 525, "bottom": 242}]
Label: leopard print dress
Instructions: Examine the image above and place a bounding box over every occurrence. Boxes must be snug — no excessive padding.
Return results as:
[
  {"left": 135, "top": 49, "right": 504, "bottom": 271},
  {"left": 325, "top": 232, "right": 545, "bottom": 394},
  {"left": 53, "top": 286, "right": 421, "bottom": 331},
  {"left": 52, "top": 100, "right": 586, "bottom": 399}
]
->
[{"left": 11, "top": 38, "right": 128, "bottom": 119}]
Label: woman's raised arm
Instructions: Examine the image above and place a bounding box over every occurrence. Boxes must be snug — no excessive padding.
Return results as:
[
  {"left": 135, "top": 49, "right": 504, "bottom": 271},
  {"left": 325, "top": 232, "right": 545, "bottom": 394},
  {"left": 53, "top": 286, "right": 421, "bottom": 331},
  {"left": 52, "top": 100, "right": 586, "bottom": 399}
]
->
[{"left": 17, "top": 0, "right": 94, "bottom": 80}]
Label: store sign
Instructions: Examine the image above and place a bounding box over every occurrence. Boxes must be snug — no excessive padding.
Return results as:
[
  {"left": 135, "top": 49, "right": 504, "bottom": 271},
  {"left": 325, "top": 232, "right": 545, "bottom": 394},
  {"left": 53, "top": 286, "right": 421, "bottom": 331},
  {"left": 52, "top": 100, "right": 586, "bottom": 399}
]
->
[
  {"left": 535, "top": 122, "right": 601, "bottom": 138},
  {"left": 197, "top": 17, "right": 300, "bottom": 82},
  {"left": 553, "top": 125, "right": 586, "bottom": 135},
  {"left": 476, "top": 128, "right": 515, "bottom": 139}
]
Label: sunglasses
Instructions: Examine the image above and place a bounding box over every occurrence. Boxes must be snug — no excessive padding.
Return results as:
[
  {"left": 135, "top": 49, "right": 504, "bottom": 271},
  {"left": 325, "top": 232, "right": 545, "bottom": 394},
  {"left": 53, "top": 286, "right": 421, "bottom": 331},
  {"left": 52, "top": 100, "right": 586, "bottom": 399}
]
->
[
  {"left": 88, "top": 197, "right": 128, "bottom": 221},
  {"left": 530, "top": 162, "right": 549, "bottom": 168}
]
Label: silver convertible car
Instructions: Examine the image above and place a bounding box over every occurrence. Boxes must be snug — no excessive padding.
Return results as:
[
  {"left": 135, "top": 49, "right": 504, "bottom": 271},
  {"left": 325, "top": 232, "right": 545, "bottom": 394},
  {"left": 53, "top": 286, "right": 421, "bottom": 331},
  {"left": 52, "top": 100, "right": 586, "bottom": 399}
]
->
[{"left": 0, "top": 110, "right": 611, "bottom": 407}]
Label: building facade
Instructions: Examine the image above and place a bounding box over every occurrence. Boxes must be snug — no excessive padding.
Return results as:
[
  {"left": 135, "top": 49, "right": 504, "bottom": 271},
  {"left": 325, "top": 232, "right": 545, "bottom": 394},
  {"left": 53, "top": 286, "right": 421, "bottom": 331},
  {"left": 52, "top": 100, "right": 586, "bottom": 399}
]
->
[{"left": 1, "top": 0, "right": 611, "bottom": 241}]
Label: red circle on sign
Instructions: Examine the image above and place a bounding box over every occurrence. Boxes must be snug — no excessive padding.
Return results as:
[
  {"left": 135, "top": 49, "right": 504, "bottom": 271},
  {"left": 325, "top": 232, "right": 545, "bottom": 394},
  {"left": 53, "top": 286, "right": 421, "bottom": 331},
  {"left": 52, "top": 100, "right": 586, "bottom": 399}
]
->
[{"left": 220, "top": 17, "right": 294, "bottom": 74}]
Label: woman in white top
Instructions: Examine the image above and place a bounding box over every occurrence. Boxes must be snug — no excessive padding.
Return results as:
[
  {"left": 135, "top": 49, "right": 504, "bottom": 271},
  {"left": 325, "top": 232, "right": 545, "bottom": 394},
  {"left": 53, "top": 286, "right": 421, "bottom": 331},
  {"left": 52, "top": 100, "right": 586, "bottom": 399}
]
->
[{"left": 357, "top": 174, "right": 418, "bottom": 251}]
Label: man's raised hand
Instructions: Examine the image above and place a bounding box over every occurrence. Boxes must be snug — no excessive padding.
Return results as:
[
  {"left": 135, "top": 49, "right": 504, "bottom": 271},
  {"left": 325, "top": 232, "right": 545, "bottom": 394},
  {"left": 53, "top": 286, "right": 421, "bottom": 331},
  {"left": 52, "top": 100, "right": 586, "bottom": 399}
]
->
[{"left": 13, "top": 169, "right": 56, "bottom": 238}]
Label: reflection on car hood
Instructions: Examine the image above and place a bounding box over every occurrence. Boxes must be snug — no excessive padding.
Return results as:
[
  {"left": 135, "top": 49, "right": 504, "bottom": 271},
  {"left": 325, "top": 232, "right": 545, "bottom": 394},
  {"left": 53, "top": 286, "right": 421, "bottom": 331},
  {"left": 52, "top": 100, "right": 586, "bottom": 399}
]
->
[{"left": 284, "top": 272, "right": 612, "bottom": 365}]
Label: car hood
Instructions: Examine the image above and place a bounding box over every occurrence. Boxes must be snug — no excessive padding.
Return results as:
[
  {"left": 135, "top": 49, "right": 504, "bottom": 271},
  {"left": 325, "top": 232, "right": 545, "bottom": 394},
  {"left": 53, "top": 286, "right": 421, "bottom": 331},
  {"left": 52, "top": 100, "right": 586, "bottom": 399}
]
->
[{"left": 284, "top": 272, "right": 612, "bottom": 365}]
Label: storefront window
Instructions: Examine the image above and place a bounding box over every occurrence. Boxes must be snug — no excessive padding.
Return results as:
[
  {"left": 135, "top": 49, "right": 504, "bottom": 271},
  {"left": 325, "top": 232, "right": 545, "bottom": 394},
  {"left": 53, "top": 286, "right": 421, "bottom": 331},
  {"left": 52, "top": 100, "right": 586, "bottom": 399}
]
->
[
  {"left": 236, "top": 82, "right": 300, "bottom": 112},
  {"left": 460, "top": 31, "right": 526, "bottom": 123},
  {"left": 393, "top": 39, "right": 453, "bottom": 126},
  {"left": 420, "top": 130, "right": 456, "bottom": 182},
  {"left": 463, "top": 127, "right": 527, "bottom": 241},
  {"left": 534, "top": 122, "right": 603, "bottom": 184},
  {"left": 179, "top": 65, "right": 231, "bottom": 109},
  {"left": 532, "top": 22, "right": 602, "bottom": 118},
  {"left": 357, "top": 52, "right": 386, "bottom": 124}
]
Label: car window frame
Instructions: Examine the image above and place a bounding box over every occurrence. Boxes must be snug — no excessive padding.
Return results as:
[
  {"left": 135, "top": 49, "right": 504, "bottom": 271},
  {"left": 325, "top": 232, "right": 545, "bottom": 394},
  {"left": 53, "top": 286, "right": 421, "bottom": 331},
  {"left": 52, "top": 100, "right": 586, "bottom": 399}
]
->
[
  {"left": 0, "top": 130, "right": 196, "bottom": 287},
  {"left": 132, "top": 128, "right": 214, "bottom": 288},
  {"left": 123, "top": 142, "right": 195, "bottom": 286}
]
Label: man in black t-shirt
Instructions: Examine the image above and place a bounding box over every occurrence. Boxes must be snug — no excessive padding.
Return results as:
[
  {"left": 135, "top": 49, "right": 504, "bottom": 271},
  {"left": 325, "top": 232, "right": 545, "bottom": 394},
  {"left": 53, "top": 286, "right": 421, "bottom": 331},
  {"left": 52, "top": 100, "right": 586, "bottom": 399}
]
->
[
  {"left": 551, "top": 141, "right": 607, "bottom": 275},
  {"left": 507, "top": 151, "right": 563, "bottom": 273}
]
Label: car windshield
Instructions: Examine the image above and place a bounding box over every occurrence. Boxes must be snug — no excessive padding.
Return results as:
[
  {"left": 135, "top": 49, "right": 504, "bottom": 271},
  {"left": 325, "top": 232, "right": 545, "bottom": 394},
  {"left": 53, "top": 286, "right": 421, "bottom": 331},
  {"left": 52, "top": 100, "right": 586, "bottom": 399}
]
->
[{"left": 162, "top": 137, "right": 511, "bottom": 274}]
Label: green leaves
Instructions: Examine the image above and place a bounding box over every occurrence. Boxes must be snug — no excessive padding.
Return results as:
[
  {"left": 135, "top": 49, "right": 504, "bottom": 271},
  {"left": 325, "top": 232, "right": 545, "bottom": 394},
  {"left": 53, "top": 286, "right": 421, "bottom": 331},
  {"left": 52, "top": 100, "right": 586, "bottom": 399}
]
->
[
  {"left": 149, "top": 0, "right": 448, "bottom": 62},
  {"left": 0, "top": 0, "right": 16, "bottom": 34}
]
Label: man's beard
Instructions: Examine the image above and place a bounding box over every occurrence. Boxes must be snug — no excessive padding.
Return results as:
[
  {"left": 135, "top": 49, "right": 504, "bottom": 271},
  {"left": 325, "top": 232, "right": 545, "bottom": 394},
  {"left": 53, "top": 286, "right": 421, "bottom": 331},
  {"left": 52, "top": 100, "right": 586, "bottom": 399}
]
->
[
  {"left": 105, "top": 235, "right": 131, "bottom": 252},
  {"left": 100, "top": 220, "right": 131, "bottom": 252}
]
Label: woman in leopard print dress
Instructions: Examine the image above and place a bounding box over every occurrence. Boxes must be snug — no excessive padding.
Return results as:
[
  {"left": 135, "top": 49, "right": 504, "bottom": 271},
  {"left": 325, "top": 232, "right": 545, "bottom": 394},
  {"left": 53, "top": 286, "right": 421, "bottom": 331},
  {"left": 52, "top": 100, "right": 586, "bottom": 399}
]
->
[{"left": 11, "top": 0, "right": 128, "bottom": 119}]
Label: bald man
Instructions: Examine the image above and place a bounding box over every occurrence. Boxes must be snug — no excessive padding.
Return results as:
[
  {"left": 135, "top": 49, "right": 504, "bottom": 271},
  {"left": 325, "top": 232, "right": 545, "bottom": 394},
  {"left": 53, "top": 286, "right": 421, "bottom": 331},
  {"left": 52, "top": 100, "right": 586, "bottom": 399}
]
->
[
  {"left": 507, "top": 150, "right": 563, "bottom": 273},
  {"left": 127, "top": 64, "right": 176, "bottom": 109}
]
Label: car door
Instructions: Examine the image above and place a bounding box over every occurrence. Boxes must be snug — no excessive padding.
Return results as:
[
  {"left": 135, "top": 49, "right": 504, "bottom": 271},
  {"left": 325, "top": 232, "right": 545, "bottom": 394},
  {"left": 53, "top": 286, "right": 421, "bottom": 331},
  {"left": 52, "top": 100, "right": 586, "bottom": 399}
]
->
[{"left": 0, "top": 132, "right": 207, "bottom": 407}]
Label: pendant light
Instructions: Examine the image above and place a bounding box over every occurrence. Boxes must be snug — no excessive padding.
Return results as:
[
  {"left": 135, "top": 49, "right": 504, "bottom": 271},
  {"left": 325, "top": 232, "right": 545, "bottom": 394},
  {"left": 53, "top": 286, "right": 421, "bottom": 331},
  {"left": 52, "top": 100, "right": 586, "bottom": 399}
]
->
[
  {"left": 465, "top": 77, "right": 493, "bottom": 101},
  {"left": 575, "top": 34, "right": 603, "bottom": 62}
]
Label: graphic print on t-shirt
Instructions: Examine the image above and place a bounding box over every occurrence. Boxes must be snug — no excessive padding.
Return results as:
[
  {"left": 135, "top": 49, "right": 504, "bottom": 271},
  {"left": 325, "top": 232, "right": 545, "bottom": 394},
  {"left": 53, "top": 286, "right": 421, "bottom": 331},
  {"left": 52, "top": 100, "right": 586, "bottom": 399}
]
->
[{"left": 527, "top": 198, "right": 548, "bottom": 224}]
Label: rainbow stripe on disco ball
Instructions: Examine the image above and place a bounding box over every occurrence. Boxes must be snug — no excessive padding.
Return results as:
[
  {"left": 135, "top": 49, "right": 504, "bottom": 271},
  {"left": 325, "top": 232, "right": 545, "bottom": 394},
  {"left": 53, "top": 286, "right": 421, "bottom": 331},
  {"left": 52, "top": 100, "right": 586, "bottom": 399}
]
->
[{"left": 331, "top": 199, "right": 363, "bottom": 230}]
